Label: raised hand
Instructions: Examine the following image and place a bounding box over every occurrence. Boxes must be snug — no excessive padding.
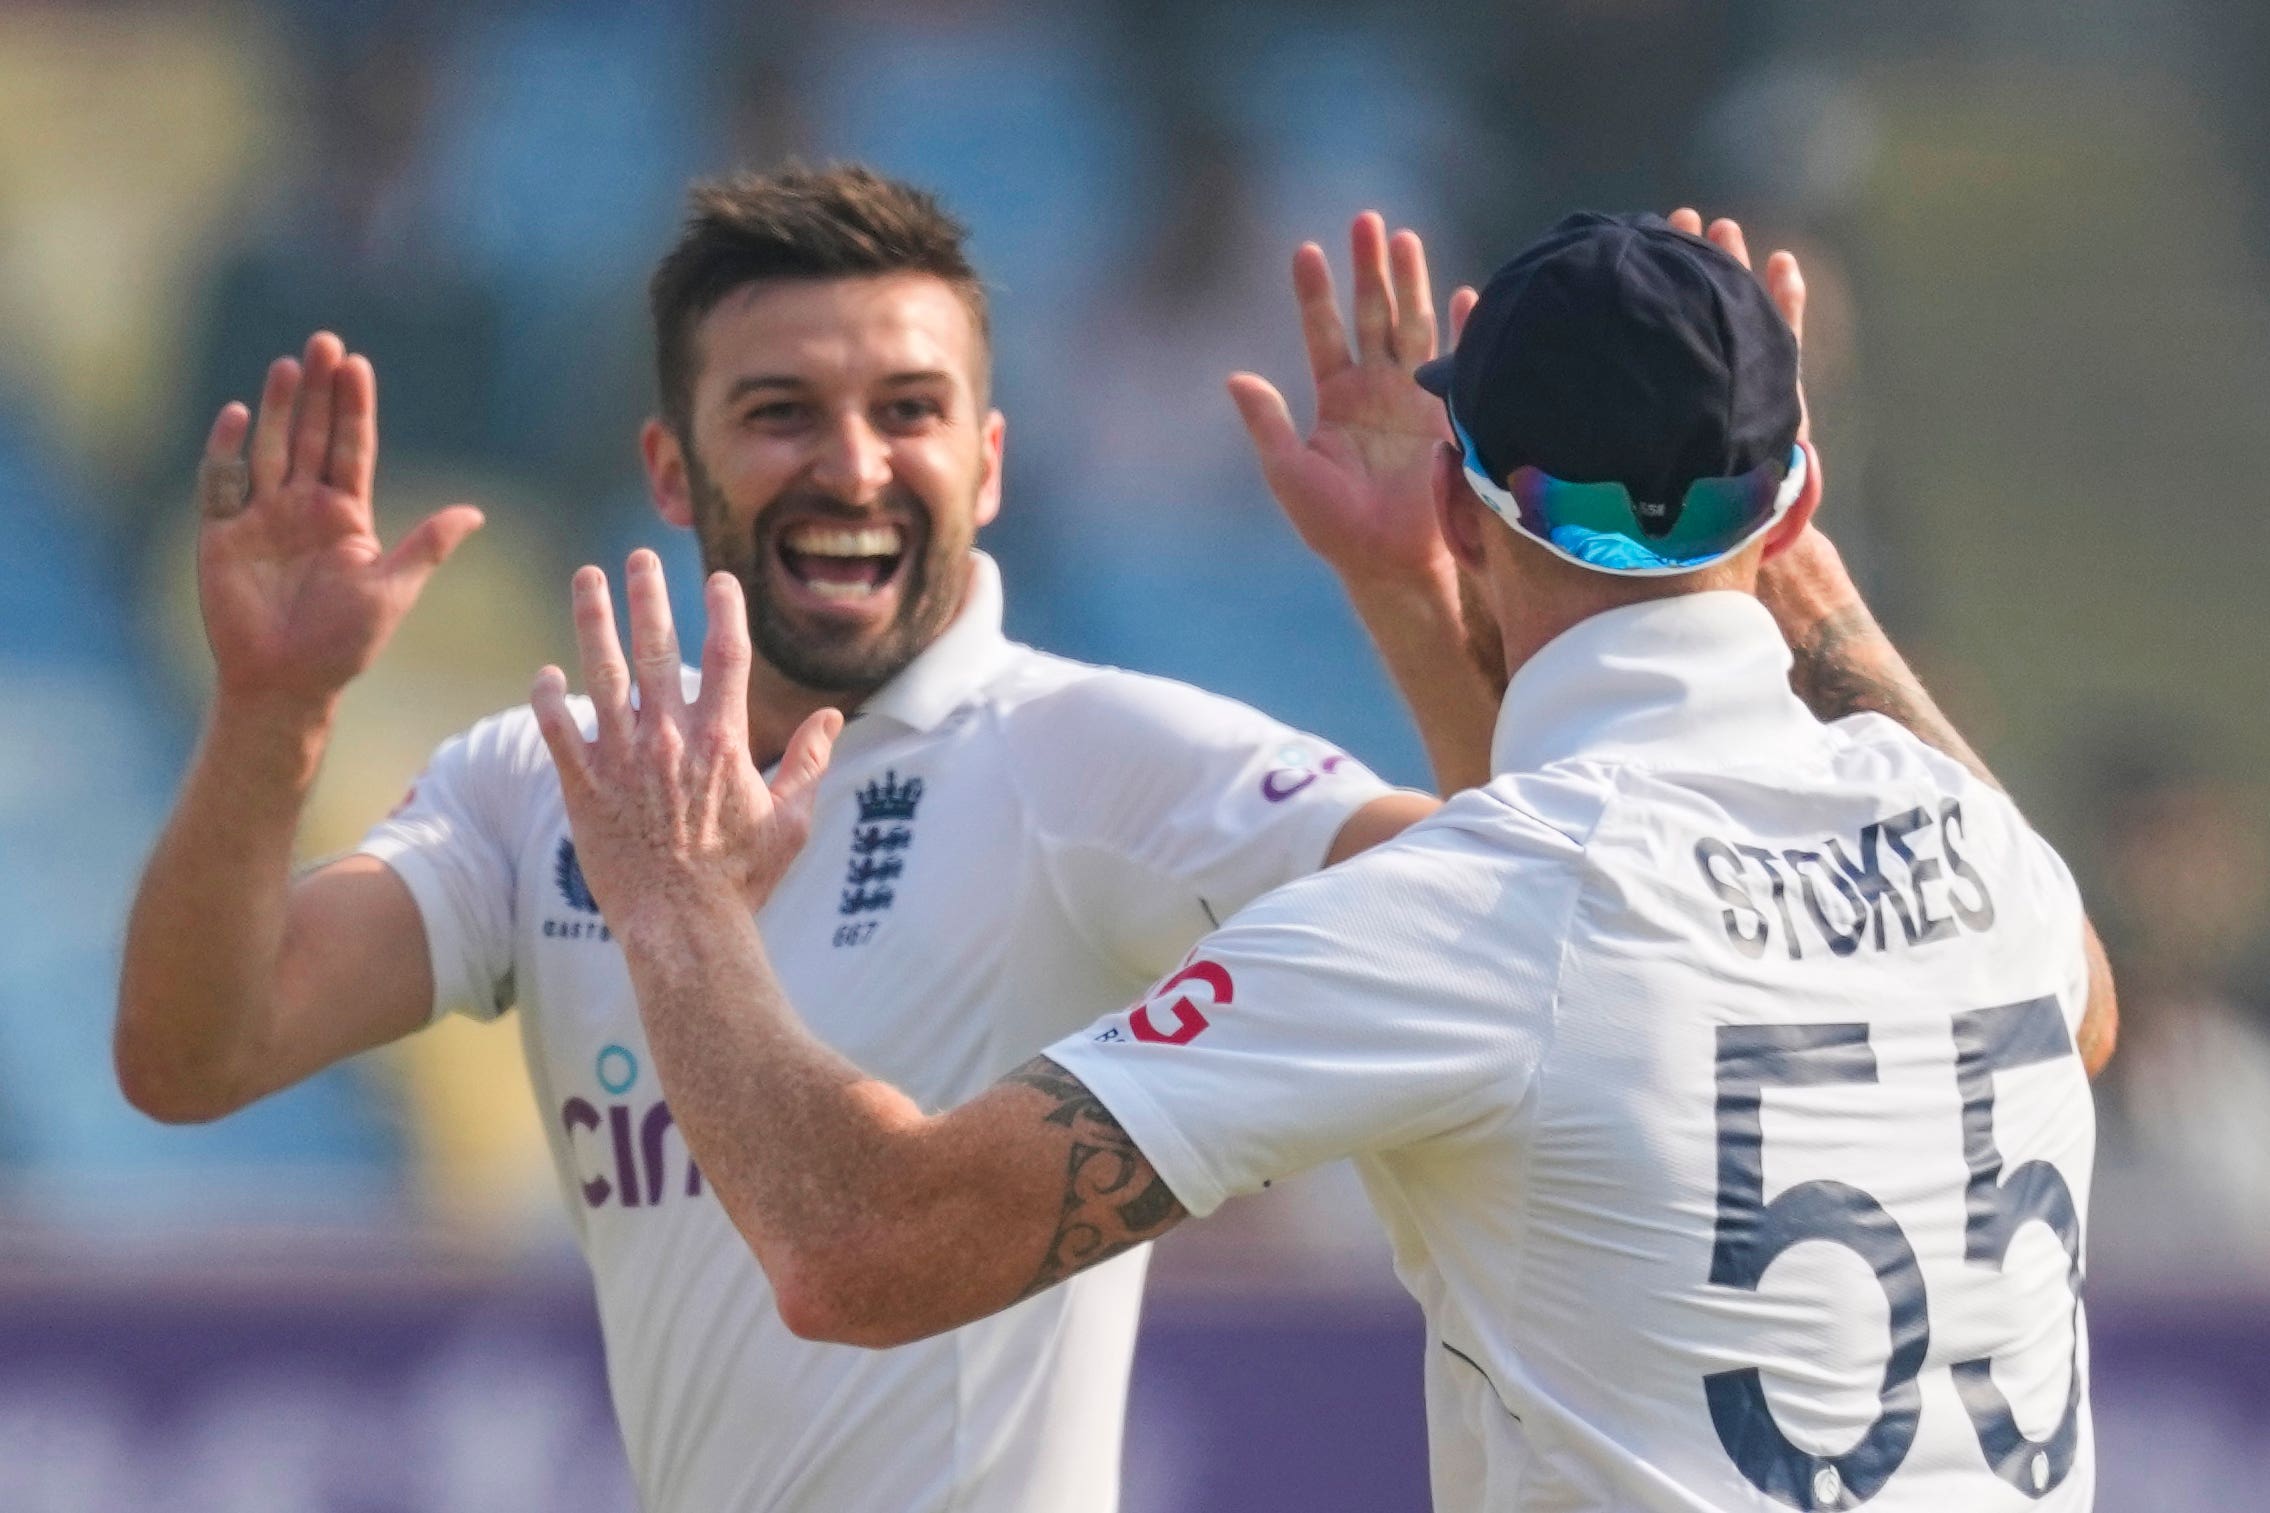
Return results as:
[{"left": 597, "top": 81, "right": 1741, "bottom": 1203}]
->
[
  {"left": 1667, "top": 208, "right": 1811, "bottom": 448},
  {"left": 531, "top": 551, "right": 841, "bottom": 932},
  {"left": 1228, "top": 212, "right": 1479, "bottom": 587},
  {"left": 1668, "top": 207, "right": 1835, "bottom": 569},
  {"left": 196, "top": 332, "right": 483, "bottom": 713}
]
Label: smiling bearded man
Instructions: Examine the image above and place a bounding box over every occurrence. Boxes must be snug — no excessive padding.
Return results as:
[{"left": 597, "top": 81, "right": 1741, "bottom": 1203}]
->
[{"left": 116, "top": 164, "right": 1443, "bottom": 1512}]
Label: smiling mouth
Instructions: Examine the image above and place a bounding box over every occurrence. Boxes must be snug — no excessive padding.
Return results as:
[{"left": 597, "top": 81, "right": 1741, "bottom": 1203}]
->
[{"left": 776, "top": 521, "right": 909, "bottom": 603}]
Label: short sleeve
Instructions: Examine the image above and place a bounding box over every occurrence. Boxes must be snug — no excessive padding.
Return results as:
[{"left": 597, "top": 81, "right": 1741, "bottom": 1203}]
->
[
  {"left": 1002, "top": 670, "right": 1402, "bottom": 977},
  {"left": 1044, "top": 800, "right": 1568, "bottom": 1217},
  {"left": 355, "top": 708, "right": 542, "bottom": 1022}
]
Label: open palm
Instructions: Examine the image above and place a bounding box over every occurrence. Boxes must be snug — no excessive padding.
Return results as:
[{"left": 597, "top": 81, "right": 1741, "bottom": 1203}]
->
[
  {"left": 197, "top": 333, "right": 483, "bottom": 710},
  {"left": 1229, "top": 212, "right": 1478, "bottom": 584}
]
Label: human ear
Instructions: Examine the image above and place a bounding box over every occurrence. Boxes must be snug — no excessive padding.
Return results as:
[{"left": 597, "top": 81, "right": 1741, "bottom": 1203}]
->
[
  {"left": 1760, "top": 439, "right": 1823, "bottom": 559},
  {"left": 644, "top": 419, "right": 695, "bottom": 530},
  {"left": 973, "top": 409, "right": 1006, "bottom": 529},
  {"left": 1435, "top": 442, "right": 1490, "bottom": 572}
]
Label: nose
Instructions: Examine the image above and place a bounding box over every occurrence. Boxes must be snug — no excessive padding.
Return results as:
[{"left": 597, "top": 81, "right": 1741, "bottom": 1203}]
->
[{"left": 806, "top": 409, "right": 893, "bottom": 505}]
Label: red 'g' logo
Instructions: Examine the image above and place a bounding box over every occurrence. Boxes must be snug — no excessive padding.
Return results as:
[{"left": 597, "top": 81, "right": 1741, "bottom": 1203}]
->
[{"left": 1129, "top": 960, "right": 1233, "bottom": 1045}]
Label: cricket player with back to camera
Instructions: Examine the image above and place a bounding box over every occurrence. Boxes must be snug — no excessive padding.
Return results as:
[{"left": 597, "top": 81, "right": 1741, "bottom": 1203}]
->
[
  {"left": 537, "top": 208, "right": 2118, "bottom": 1512},
  {"left": 113, "top": 165, "right": 1444, "bottom": 1513}
]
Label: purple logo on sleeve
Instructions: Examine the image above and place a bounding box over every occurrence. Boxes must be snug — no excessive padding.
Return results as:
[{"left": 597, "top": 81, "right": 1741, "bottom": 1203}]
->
[{"left": 1261, "top": 752, "right": 1350, "bottom": 803}]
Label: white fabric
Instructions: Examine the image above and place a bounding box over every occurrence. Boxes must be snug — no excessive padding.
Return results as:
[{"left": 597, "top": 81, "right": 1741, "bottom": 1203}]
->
[
  {"left": 358, "top": 553, "right": 1391, "bottom": 1513},
  {"left": 1053, "top": 591, "right": 2097, "bottom": 1512}
]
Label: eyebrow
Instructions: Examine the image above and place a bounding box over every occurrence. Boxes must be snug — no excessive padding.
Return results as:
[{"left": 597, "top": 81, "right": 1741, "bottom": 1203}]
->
[{"left": 723, "top": 370, "right": 957, "bottom": 404}]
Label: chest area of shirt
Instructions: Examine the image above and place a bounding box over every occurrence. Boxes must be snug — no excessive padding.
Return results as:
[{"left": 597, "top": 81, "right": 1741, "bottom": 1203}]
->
[{"left": 515, "top": 745, "right": 1025, "bottom": 1063}]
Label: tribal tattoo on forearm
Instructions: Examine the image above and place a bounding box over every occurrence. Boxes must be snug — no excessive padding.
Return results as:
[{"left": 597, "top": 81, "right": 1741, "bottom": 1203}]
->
[
  {"left": 1004, "top": 1056, "right": 1187, "bottom": 1300},
  {"left": 1785, "top": 603, "right": 2000, "bottom": 790}
]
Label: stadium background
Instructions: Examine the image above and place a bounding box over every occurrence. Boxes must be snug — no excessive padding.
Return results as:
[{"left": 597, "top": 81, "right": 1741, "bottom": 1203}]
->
[{"left": 3, "top": 0, "right": 2268, "bottom": 1507}]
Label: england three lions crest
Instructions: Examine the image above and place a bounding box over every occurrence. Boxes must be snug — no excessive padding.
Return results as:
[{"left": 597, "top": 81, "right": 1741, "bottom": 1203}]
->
[{"left": 840, "top": 770, "right": 924, "bottom": 919}]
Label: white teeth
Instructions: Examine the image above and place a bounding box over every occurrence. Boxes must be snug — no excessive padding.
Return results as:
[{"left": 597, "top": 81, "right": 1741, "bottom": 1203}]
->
[
  {"left": 784, "top": 524, "right": 903, "bottom": 557},
  {"left": 805, "top": 578, "right": 881, "bottom": 601}
]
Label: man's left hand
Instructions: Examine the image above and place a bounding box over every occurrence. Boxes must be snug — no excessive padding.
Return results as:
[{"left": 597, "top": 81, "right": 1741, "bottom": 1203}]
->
[{"left": 531, "top": 550, "right": 840, "bottom": 941}]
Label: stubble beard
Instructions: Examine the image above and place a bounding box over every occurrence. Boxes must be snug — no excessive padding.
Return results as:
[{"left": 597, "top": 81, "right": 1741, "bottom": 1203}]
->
[{"left": 683, "top": 447, "right": 973, "bottom": 700}]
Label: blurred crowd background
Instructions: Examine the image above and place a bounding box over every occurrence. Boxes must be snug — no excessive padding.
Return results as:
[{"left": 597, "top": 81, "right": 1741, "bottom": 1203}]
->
[{"left": 3, "top": 0, "right": 2268, "bottom": 1507}]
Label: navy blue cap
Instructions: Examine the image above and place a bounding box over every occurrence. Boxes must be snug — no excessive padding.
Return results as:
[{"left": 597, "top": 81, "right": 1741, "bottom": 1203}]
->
[{"left": 1415, "top": 212, "right": 1800, "bottom": 507}]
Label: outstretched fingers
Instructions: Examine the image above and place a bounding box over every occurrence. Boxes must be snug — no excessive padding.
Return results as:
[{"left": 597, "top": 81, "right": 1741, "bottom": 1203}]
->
[
  {"left": 1388, "top": 228, "right": 1438, "bottom": 364},
  {"left": 531, "top": 664, "right": 594, "bottom": 798},
  {"left": 1766, "top": 249, "right": 1812, "bottom": 444},
  {"left": 327, "top": 353, "right": 378, "bottom": 501},
  {"left": 1707, "top": 217, "right": 1752, "bottom": 271},
  {"left": 289, "top": 332, "right": 344, "bottom": 485},
  {"left": 696, "top": 572, "right": 753, "bottom": 750},
  {"left": 247, "top": 356, "right": 300, "bottom": 497},
  {"left": 1449, "top": 285, "right": 1479, "bottom": 347},
  {"left": 380, "top": 504, "right": 484, "bottom": 594},
  {"left": 572, "top": 565, "right": 635, "bottom": 751},
  {"left": 624, "top": 549, "right": 685, "bottom": 724},
  {"left": 1765, "top": 249, "right": 1806, "bottom": 343},
  {"left": 1292, "top": 242, "right": 1352, "bottom": 386},
  {"left": 1225, "top": 372, "right": 1300, "bottom": 471},
  {"left": 1350, "top": 211, "right": 1397, "bottom": 362},
  {"left": 198, "top": 403, "right": 253, "bottom": 521},
  {"left": 769, "top": 707, "right": 843, "bottom": 832}
]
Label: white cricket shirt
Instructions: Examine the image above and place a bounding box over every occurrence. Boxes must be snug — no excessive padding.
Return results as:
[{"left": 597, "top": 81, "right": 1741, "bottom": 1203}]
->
[
  {"left": 357, "top": 553, "right": 1390, "bottom": 1513},
  {"left": 1053, "top": 592, "right": 2097, "bottom": 1513}
]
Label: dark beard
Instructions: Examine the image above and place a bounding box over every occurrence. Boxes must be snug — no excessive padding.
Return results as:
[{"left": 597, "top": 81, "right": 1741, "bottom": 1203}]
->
[
  {"left": 683, "top": 449, "right": 970, "bottom": 699},
  {"left": 1457, "top": 568, "right": 1511, "bottom": 700}
]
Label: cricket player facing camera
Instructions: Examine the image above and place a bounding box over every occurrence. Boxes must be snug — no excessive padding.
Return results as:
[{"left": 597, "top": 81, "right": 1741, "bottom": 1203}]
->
[
  {"left": 542, "top": 208, "right": 2116, "bottom": 1512},
  {"left": 114, "top": 165, "right": 1440, "bottom": 1512}
]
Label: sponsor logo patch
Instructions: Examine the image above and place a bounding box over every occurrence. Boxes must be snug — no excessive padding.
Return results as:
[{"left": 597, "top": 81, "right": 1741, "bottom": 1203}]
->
[
  {"left": 1261, "top": 749, "right": 1351, "bottom": 803},
  {"left": 1104, "top": 959, "right": 1234, "bottom": 1046},
  {"left": 545, "top": 837, "right": 612, "bottom": 941}
]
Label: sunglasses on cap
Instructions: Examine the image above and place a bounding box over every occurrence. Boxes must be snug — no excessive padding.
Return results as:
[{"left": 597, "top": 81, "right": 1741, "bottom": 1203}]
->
[{"left": 1450, "top": 410, "right": 1806, "bottom": 578}]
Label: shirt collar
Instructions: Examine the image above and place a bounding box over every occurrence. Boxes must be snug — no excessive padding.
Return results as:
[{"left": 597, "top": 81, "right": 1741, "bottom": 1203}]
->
[
  {"left": 1489, "top": 591, "right": 1818, "bottom": 776},
  {"left": 852, "top": 550, "right": 1015, "bottom": 735}
]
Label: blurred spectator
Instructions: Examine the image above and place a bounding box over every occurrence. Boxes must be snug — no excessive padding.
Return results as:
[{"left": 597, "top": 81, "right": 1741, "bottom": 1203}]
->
[
  {"left": 0, "top": 3, "right": 280, "bottom": 487},
  {"left": 1462, "top": 0, "right": 1741, "bottom": 249},
  {"left": 1029, "top": 112, "right": 1430, "bottom": 785},
  {"left": 186, "top": 15, "right": 508, "bottom": 477},
  {"left": 806, "top": 0, "right": 1140, "bottom": 422},
  {"left": 2089, "top": 747, "right": 2270, "bottom": 1290},
  {"left": 417, "top": 0, "right": 705, "bottom": 479}
]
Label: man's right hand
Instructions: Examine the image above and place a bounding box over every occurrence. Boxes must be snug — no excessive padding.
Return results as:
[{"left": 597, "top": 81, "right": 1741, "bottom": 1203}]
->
[
  {"left": 196, "top": 331, "right": 483, "bottom": 717},
  {"left": 1227, "top": 216, "right": 1501, "bottom": 795},
  {"left": 120, "top": 333, "right": 477, "bottom": 1123}
]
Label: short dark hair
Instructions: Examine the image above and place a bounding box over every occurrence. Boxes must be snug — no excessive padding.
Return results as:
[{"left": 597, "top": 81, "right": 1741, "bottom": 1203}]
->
[{"left": 648, "top": 163, "right": 990, "bottom": 431}]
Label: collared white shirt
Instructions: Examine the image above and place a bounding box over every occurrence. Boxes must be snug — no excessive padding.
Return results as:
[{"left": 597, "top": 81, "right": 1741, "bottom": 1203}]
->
[
  {"left": 358, "top": 553, "right": 1390, "bottom": 1513},
  {"left": 1054, "top": 591, "right": 2096, "bottom": 1513}
]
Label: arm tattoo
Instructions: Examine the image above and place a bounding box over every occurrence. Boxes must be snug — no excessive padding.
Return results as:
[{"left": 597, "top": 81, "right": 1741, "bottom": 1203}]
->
[
  {"left": 1787, "top": 603, "right": 2000, "bottom": 790},
  {"left": 1004, "top": 1056, "right": 1187, "bottom": 1300}
]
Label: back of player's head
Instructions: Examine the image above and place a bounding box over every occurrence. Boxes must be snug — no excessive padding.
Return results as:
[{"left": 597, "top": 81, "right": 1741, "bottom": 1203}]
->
[
  {"left": 649, "top": 163, "right": 991, "bottom": 431},
  {"left": 1417, "top": 212, "right": 1803, "bottom": 578}
]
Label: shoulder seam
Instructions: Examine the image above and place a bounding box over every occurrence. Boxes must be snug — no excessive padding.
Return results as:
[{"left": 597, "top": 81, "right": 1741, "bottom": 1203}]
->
[{"left": 1494, "top": 772, "right": 1607, "bottom": 1337}]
